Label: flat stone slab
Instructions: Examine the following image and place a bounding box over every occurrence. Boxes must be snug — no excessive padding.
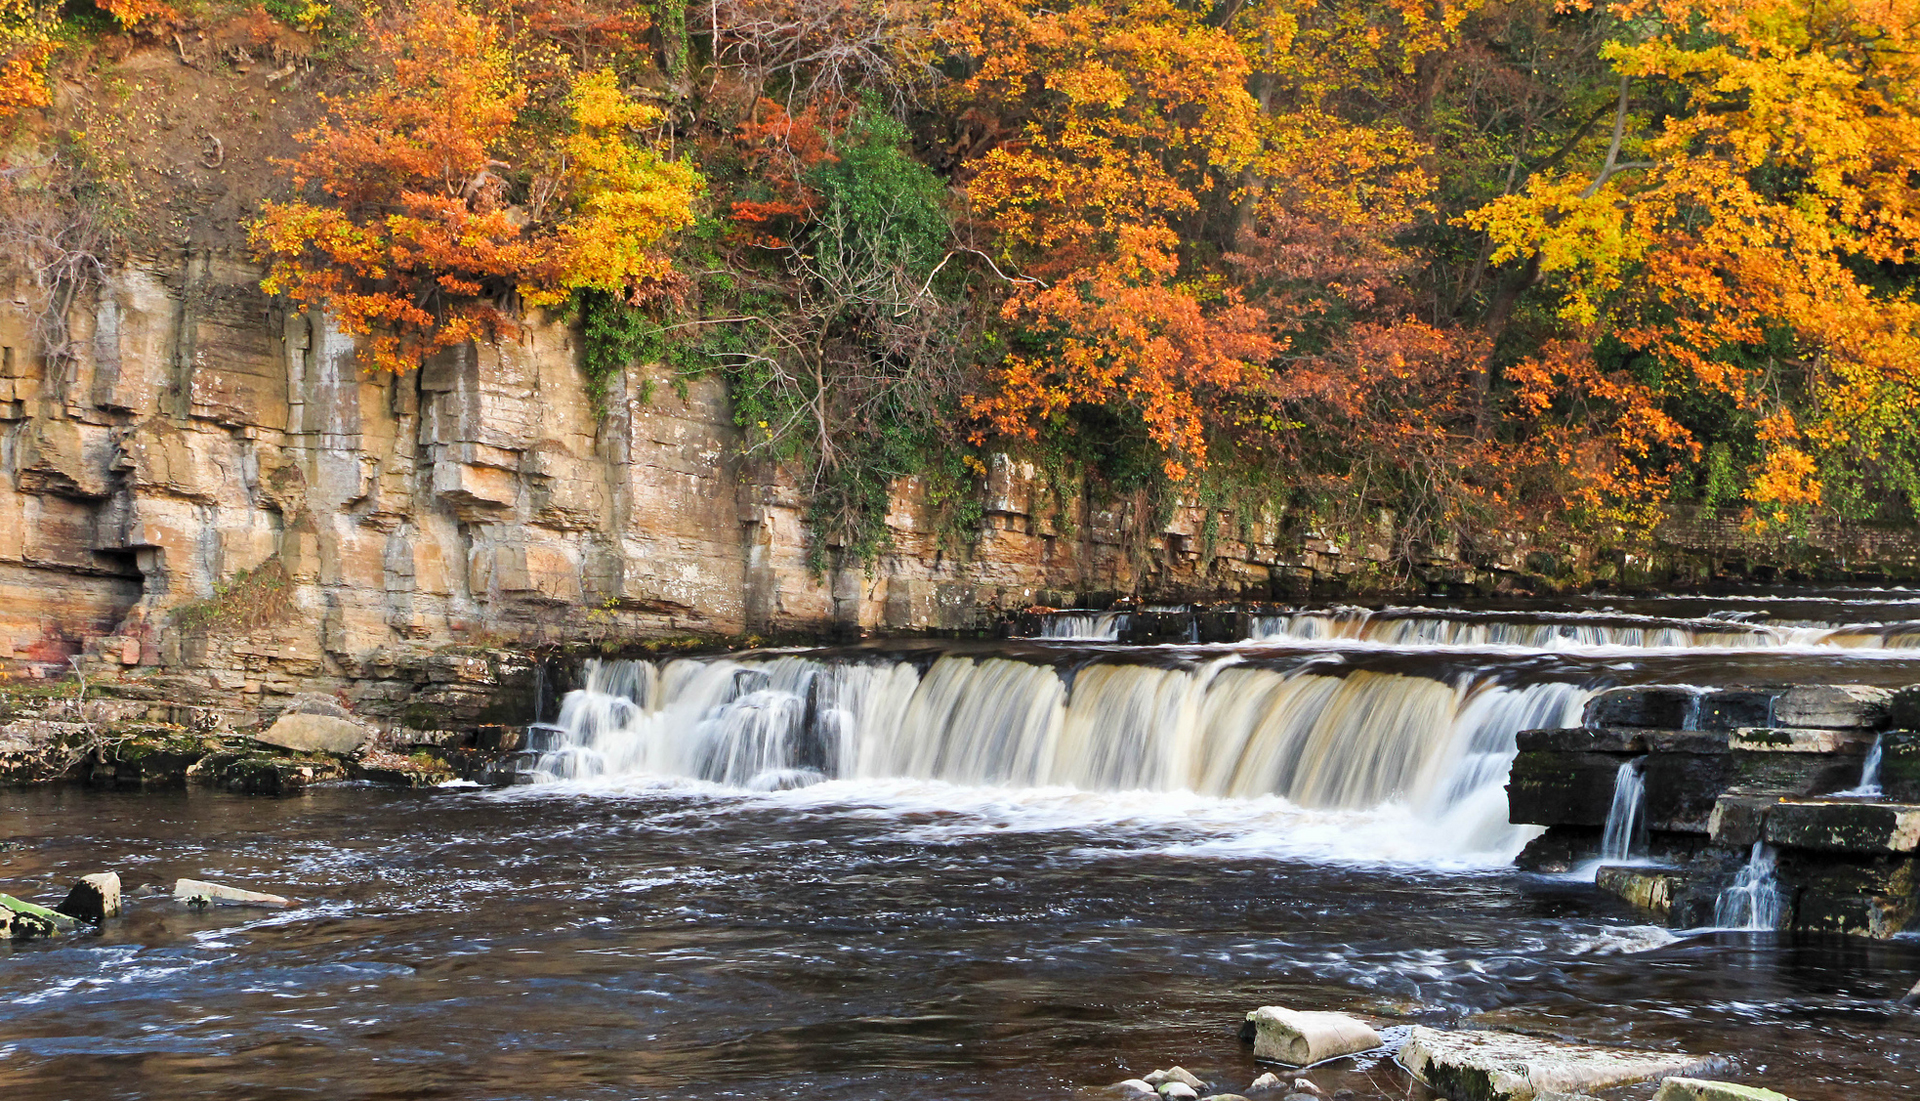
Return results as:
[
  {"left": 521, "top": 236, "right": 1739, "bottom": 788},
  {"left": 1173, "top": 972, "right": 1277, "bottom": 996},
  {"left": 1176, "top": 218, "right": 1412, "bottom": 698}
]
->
[
  {"left": 1764, "top": 800, "right": 1920, "bottom": 853},
  {"left": 173, "top": 878, "right": 291, "bottom": 908},
  {"left": 1772, "top": 685, "right": 1889, "bottom": 730},
  {"left": 1246, "top": 1006, "right": 1381, "bottom": 1064},
  {"left": 253, "top": 713, "right": 369, "bottom": 756},
  {"left": 1654, "top": 1077, "right": 1795, "bottom": 1101},
  {"left": 1708, "top": 792, "right": 1787, "bottom": 847},
  {"left": 1399, "top": 1026, "right": 1715, "bottom": 1101},
  {"left": 1730, "top": 728, "right": 1877, "bottom": 754}
]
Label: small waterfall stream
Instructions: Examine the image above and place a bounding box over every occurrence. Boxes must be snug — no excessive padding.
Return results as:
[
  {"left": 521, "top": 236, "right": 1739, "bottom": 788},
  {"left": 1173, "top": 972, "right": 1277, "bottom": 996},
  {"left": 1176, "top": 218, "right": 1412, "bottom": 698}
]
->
[
  {"left": 1600, "top": 758, "right": 1648, "bottom": 862},
  {"left": 1714, "top": 843, "right": 1785, "bottom": 930},
  {"left": 1839, "top": 735, "right": 1885, "bottom": 797}
]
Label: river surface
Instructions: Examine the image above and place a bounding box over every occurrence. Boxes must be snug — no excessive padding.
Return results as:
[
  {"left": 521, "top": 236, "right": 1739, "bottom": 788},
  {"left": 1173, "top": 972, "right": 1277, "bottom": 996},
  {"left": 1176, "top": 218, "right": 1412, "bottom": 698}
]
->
[{"left": 7, "top": 592, "right": 1920, "bottom": 1098}]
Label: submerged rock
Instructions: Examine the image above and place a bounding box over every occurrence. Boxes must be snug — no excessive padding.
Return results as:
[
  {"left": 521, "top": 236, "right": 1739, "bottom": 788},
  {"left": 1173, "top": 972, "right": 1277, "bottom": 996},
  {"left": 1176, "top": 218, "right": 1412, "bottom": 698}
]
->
[
  {"left": 1399, "top": 1026, "right": 1715, "bottom": 1101},
  {"left": 1246, "top": 1072, "right": 1283, "bottom": 1092},
  {"left": 1, "top": 892, "right": 78, "bottom": 939},
  {"left": 1653, "top": 1078, "right": 1795, "bottom": 1101},
  {"left": 172, "top": 878, "right": 291, "bottom": 909},
  {"left": 1246, "top": 1007, "right": 1382, "bottom": 1065},
  {"left": 54, "top": 872, "right": 121, "bottom": 923}
]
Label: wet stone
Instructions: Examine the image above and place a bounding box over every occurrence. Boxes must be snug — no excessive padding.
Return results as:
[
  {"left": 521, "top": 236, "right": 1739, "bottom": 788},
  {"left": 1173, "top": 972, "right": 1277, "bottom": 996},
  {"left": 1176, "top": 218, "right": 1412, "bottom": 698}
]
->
[
  {"left": 1595, "top": 865, "right": 1688, "bottom": 918},
  {"left": 0, "top": 892, "right": 77, "bottom": 939},
  {"left": 1145, "top": 1068, "right": 1205, "bottom": 1091},
  {"left": 1653, "top": 1078, "right": 1795, "bottom": 1101},
  {"left": 1708, "top": 791, "right": 1787, "bottom": 847},
  {"left": 1771, "top": 685, "right": 1890, "bottom": 730},
  {"left": 173, "top": 878, "right": 291, "bottom": 909},
  {"left": 1247, "top": 1073, "right": 1282, "bottom": 1093},
  {"left": 1764, "top": 800, "right": 1920, "bottom": 854},
  {"left": 1399, "top": 1026, "right": 1716, "bottom": 1101},
  {"left": 54, "top": 872, "right": 120, "bottom": 923},
  {"left": 1110, "top": 1081, "right": 1157, "bottom": 1098},
  {"left": 1246, "top": 1007, "right": 1382, "bottom": 1065},
  {"left": 1583, "top": 688, "right": 1700, "bottom": 730},
  {"left": 1517, "top": 727, "right": 1647, "bottom": 753},
  {"left": 1879, "top": 732, "right": 1920, "bottom": 802},
  {"left": 1159, "top": 1084, "right": 1198, "bottom": 1101},
  {"left": 1509, "top": 751, "right": 1636, "bottom": 827}
]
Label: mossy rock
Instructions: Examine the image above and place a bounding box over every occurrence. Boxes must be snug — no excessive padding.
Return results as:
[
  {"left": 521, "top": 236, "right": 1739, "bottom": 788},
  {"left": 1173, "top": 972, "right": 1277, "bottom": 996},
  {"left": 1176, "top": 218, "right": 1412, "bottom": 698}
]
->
[{"left": 190, "top": 749, "right": 345, "bottom": 796}]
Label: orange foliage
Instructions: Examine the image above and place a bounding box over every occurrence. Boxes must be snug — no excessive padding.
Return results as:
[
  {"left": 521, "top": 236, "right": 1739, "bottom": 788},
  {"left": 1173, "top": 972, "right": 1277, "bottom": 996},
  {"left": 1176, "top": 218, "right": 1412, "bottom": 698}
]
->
[
  {"left": 950, "top": 0, "right": 1274, "bottom": 479},
  {"left": 251, "top": 0, "right": 699, "bottom": 372},
  {"left": 729, "top": 99, "right": 845, "bottom": 247},
  {"left": 96, "top": 0, "right": 177, "bottom": 27}
]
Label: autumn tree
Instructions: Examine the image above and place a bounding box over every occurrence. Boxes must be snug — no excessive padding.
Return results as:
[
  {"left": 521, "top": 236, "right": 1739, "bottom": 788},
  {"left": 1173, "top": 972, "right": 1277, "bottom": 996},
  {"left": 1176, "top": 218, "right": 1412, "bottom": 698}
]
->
[
  {"left": 1470, "top": 0, "right": 1920, "bottom": 525},
  {"left": 251, "top": 0, "right": 701, "bottom": 372}
]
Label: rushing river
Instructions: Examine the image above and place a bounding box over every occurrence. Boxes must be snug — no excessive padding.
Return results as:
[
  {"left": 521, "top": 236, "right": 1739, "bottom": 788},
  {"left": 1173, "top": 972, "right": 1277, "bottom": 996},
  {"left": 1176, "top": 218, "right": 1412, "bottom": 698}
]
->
[{"left": 8, "top": 590, "right": 1920, "bottom": 1099}]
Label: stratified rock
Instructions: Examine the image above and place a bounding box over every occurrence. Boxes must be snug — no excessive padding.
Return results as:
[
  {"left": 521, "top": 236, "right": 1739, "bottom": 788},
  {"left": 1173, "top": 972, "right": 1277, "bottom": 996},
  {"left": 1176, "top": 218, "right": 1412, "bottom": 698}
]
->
[
  {"left": 1518, "top": 727, "right": 1648, "bottom": 753},
  {"left": 1652, "top": 1078, "right": 1795, "bottom": 1101},
  {"left": 54, "top": 872, "right": 121, "bottom": 923},
  {"left": 1764, "top": 799, "right": 1920, "bottom": 853},
  {"left": 1708, "top": 791, "right": 1786, "bottom": 847},
  {"left": 172, "top": 878, "right": 291, "bottom": 908},
  {"left": 1509, "top": 750, "right": 1637, "bottom": 827},
  {"left": 1, "top": 892, "right": 78, "bottom": 939},
  {"left": 1399, "top": 1026, "right": 1714, "bottom": 1101},
  {"left": 1584, "top": 688, "right": 1700, "bottom": 730},
  {"left": 253, "top": 713, "right": 369, "bottom": 756},
  {"left": 1247, "top": 1007, "right": 1382, "bottom": 1065},
  {"left": 1771, "top": 685, "right": 1890, "bottom": 730}
]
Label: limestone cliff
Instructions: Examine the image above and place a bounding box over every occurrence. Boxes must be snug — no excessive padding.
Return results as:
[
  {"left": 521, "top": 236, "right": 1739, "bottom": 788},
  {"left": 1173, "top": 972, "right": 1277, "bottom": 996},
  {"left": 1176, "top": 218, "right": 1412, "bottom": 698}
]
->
[{"left": 4, "top": 251, "right": 1915, "bottom": 729}]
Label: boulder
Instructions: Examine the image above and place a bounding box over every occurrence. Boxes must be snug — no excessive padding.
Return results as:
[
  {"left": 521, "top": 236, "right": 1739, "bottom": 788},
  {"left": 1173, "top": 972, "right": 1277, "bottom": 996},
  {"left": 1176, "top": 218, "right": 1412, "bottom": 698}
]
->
[
  {"left": 1398, "top": 1026, "right": 1715, "bottom": 1101},
  {"left": 1653, "top": 1078, "right": 1794, "bottom": 1101},
  {"left": 1247, "top": 1073, "right": 1283, "bottom": 1093},
  {"left": 1160, "top": 1085, "right": 1198, "bottom": 1101},
  {"left": 172, "top": 878, "right": 291, "bottom": 909},
  {"left": 1247, "top": 1007, "right": 1382, "bottom": 1065},
  {"left": 1146, "top": 1068, "right": 1205, "bottom": 1090},
  {"left": 1110, "top": 1081, "right": 1157, "bottom": 1098},
  {"left": 54, "top": 872, "right": 121, "bottom": 923},
  {"left": 253, "top": 713, "right": 370, "bottom": 756},
  {"left": 277, "top": 692, "right": 355, "bottom": 721},
  {"left": 1, "top": 892, "right": 78, "bottom": 939}
]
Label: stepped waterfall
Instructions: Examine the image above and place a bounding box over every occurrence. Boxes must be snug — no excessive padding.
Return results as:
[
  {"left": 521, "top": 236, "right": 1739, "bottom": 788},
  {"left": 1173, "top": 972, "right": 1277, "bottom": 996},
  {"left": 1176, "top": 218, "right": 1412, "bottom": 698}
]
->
[{"left": 526, "top": 649, "right": 1586, "bottom": 859}]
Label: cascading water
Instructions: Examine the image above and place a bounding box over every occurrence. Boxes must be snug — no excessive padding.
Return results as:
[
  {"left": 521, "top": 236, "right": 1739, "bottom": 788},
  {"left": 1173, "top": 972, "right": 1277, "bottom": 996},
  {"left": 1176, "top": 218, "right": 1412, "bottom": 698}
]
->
[
  {"left": 1018, "top": 602, "right": 1920, "bottom": 649},
  {"left": 1838, "top": 735, "right": 1885, "bottom": 798},
  {"left": 1714, "top": 843, "right": 1784, "bottom": 930},
  {"left": 529, "top": 652, "right": 1584, "bottom": 860},
  {"left": 1600, "top": 758, "right": 1648, "bottom": 862}
]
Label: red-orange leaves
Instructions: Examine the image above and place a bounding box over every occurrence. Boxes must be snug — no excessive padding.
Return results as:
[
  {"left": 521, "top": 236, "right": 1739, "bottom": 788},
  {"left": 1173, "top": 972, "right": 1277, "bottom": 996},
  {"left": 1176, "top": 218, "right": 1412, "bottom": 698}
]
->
[{"left": 950, "top": 0, "right": 1271, "bottom": 478}]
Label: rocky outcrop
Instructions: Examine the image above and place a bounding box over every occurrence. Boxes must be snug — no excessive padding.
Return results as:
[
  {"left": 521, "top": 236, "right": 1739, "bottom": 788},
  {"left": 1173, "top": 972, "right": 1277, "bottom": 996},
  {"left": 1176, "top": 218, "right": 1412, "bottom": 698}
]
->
[{"left": 1512, "top": 683, "right": 1920, "bottom": 937}]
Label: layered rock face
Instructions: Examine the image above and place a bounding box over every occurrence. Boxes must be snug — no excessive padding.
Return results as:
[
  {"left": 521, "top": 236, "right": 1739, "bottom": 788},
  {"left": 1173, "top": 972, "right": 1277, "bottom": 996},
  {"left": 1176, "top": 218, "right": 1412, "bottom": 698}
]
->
[{"left": 3, "top": 254, "right": 1435, "bottom": 724}]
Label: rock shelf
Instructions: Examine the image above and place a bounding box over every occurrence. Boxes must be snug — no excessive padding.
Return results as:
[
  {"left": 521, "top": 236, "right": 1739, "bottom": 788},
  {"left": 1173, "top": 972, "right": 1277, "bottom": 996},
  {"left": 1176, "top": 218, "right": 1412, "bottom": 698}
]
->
[{"left": 1511, "top": 682, "right": 1920, "bottom": 936}]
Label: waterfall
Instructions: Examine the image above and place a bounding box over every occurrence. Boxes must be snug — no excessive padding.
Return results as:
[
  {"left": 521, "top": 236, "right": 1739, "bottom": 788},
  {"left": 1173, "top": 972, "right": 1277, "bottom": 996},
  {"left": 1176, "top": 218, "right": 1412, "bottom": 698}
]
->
[
  {"left": 1713, "top": 843, "right": 1784, "bottom": 930},
  {"left": 1035, "top": 612, "right": 1130, "bottom": 640},
  {"left": 1838, "top": 735, "right": 1885, "bottom": 798},
  {"left": 1600, "top": 758, "right": 1648, "bottom": 861},
  {"left": 526, "top": 653, "right": 1584, "bottom": 857},
  {"left": 1014, "top": 603, "right": 1920, "bottom": 649}
]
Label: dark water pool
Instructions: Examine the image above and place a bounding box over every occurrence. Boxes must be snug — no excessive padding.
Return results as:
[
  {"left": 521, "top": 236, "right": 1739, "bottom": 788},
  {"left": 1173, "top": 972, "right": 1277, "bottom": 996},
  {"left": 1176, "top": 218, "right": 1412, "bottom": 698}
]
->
[{"left": 3, "top": 784, "right": 1918, "bottom": 1100}]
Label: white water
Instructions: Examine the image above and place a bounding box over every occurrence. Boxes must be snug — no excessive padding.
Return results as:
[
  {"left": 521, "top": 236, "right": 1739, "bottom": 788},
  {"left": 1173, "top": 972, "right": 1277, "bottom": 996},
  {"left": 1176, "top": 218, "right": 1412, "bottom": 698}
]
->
[
  {"left": 1837, "top": 735, "right": 1885, "bottom": 798},
  {"left": 527, "top": 654, "right": 1583, "bottom": 864},
  {"left": 1016, "top": 604, "right": 1920, "bottom": 649},
  {"left": 1713, "top": 842, "right": 1784, "bottom": 930},
  {"left": 1600, "top": 758, "right": 1648, "bottom": 862}
]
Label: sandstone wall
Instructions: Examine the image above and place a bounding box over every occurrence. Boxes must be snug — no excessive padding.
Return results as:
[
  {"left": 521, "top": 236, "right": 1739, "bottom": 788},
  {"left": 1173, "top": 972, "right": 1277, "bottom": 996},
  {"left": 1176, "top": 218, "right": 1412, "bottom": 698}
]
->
[{"left": 1, "top": 253, "right": 1899, "bottom": 721}]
